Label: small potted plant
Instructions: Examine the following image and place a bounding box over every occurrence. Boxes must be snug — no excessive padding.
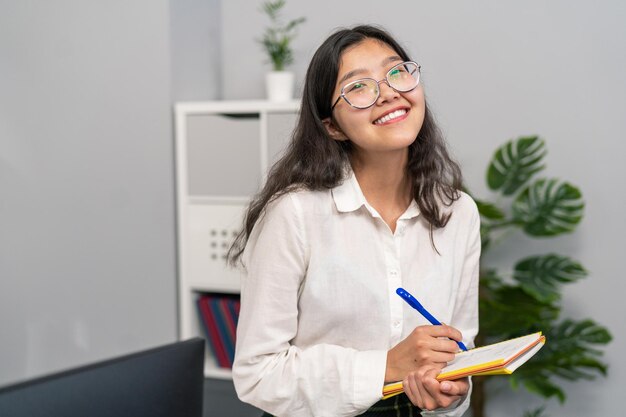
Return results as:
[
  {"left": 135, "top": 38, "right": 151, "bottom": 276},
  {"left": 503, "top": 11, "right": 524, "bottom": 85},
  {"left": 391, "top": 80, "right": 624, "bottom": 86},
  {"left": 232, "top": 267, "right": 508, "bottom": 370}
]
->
[{"left": 258, "top": 0, "right": 305, "bottom": 101}]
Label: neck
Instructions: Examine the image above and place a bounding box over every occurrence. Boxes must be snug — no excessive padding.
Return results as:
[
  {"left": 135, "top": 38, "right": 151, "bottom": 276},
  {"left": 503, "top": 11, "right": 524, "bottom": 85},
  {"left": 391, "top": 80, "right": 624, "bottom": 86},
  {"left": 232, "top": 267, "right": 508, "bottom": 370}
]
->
[{"left": 350, "top": 149, "right": 412, "bottom": 215}]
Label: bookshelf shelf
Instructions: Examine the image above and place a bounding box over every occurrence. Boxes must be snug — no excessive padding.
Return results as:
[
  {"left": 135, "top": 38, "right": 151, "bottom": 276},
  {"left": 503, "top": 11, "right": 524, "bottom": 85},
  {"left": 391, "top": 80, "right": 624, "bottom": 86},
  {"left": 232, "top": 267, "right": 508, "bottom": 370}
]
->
[{"left": 174, "top": 100, "right": 300, "bottom": 378}]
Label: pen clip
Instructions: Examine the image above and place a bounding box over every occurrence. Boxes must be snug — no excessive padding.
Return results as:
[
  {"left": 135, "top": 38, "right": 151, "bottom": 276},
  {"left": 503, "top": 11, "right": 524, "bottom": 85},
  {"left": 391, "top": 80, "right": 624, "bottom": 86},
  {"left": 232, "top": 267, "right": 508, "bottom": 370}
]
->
[
  {"left": 396, "top": 288, "right": 422, "bottom": 310},
  {"left": 396, "top": 287, "right": 442, "bottom": 325}
]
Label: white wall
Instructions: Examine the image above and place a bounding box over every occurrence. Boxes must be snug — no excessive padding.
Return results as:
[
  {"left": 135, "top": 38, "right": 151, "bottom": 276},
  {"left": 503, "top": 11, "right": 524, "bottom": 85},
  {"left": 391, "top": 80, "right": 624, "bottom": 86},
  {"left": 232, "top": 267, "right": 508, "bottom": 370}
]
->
[
  {"left": 219, "top": 1, "right": 625, "bottom": 416},
  {"left": 0, "top": 1, "right": 176, "bottom": 385}
]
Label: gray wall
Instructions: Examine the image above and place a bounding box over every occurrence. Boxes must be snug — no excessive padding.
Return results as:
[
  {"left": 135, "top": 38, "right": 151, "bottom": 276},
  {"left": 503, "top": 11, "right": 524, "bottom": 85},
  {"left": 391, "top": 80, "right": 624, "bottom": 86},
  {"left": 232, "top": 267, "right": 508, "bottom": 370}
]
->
[
  {"left": 170, "top": 0, "right": 222, "bottom": 101},
  {"left": 218, "top": 0, "right": 625, "bottom": 416},
  {"left": 0, "top": 1, "right": 176, "bottom": 386}
]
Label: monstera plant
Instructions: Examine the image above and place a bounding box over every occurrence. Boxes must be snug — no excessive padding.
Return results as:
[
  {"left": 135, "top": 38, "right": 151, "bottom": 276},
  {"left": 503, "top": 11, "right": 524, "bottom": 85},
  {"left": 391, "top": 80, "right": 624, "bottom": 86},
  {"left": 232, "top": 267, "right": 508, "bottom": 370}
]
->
[{"left": 468, "top": 136, "right": 612, "bottom": 417}]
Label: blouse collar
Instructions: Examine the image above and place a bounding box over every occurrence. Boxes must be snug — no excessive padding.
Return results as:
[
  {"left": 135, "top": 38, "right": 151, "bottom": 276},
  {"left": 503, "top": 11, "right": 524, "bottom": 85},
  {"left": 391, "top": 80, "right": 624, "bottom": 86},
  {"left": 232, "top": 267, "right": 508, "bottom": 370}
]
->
[{"left": 331, "top": 167, "right": 420, "bottom": 220}]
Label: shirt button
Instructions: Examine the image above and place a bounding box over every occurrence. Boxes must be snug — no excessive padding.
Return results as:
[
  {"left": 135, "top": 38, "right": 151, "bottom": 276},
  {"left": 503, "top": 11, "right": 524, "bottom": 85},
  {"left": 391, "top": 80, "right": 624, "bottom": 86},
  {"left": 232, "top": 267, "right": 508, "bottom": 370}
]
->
[
  {"left": 393, "top": 321, "right": 401, "bottom": 328},
  {"left": 390, "top": 270, "right": 398, "bottom": 276}
]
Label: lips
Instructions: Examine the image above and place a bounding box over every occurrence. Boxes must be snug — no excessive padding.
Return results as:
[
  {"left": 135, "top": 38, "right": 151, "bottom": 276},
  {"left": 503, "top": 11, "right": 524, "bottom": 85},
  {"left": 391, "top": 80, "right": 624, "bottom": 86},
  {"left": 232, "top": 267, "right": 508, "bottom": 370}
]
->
[{"left": 373, "top": 107, "right": 409, "bottom": 125}]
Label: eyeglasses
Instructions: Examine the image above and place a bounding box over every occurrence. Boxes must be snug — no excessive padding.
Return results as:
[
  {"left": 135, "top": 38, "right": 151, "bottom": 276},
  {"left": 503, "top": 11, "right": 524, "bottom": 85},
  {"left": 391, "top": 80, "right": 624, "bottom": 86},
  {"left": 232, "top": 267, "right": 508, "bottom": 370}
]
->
[{"left": 331, "top": 61, "right": 421, "bottom": 111}]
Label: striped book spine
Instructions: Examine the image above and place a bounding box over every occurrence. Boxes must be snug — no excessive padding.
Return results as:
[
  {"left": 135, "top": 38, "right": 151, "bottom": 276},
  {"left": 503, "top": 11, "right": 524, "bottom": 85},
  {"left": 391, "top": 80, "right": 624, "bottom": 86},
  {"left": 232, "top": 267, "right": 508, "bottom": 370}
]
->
[
  {"left": 208, "top": 296, "right": 235, "bottom": 367},
  {"left": 197, "top": 296, "right": 230, "bottom": 368},
  {"left": 196, "top": 294, "right": 242, "bottom": 369}
]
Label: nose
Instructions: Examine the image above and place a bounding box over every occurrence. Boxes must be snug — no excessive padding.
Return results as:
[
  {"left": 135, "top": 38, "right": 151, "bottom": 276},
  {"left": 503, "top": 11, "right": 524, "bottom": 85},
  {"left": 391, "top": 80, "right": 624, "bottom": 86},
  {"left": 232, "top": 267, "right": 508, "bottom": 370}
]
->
[{"left": 376, "top": 79, "right": 399, "bottom": 104}]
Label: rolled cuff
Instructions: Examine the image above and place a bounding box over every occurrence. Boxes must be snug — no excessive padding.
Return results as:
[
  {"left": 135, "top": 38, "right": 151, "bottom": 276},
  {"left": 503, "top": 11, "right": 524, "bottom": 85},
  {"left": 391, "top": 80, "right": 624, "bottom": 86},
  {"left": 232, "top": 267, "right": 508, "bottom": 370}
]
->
[{"left": 352, "top": 349, "right": 388, "bottom": 411}]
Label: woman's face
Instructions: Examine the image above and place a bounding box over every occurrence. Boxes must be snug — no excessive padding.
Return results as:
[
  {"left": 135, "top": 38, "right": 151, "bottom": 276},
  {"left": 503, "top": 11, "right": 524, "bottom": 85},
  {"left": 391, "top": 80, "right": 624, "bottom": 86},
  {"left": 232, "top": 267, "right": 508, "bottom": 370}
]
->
[{"left": 326, "top": 38, "right": 425, "bottom": 158}]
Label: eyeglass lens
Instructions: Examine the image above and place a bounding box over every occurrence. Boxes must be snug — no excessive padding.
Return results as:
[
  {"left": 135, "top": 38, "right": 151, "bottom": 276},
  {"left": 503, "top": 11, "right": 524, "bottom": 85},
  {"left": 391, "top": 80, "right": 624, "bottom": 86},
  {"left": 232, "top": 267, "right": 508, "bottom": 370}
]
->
[{"left": 343, "top": 62, "right": 420, "bottom": 109}]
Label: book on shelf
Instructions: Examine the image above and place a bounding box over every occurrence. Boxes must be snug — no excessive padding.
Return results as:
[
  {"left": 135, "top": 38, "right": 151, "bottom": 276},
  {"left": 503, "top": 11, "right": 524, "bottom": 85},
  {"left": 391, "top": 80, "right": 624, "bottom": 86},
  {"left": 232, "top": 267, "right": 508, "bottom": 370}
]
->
[
  {"left": 382, "top": 332, "right": 546, "bottom": 399},
  {"left": 196, "top": 294, "right": 241, "bottom": 369}
]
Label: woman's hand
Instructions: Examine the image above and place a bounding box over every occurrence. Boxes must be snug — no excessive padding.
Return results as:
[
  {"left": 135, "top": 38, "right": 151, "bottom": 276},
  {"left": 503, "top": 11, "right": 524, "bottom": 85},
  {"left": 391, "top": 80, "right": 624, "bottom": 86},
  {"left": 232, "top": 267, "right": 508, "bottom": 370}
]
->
[
  {"left": 385, "top": 324, "right": 463, "bottom": 383},
  {"left": 384, "top": 324, "right": 467, "bottom": 411},
  {"left": 403, "top": 371, "right": 469, "bottom": 411}
]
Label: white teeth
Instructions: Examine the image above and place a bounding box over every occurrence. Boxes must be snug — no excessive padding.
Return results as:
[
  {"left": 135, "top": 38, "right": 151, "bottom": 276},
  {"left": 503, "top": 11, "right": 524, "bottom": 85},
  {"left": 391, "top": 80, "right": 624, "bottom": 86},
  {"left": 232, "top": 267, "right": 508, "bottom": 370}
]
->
[{"left": 374, "top": 109, "right": 407, "bottom": 125}]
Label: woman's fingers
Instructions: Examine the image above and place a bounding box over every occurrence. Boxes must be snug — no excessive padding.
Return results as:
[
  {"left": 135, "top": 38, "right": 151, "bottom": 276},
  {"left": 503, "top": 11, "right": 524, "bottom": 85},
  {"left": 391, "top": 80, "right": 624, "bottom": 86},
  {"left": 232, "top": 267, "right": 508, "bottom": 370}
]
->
[
  {"left": 403, "top": 375, "right": 423, "bottom": 409},
  {"left": 428, "top": 324, "right": 464, "bottom": 343},
  {"left": 385, "top": 324, "right": 464, "bottom": 383},
  {"left": 429, "top": 350, "right": 456, "bottom": 364},
  {"left": 421, "top": 368, "right": 447, "bottom": 410},
  {"left": 440, "top": 378, "right": 470, "bottom": 397},
  {"left": 412, "top": 325, "right": 464, "bottom": 353},
  {"left": 404, "top": 371, "right": 470, "bottom": 411}
]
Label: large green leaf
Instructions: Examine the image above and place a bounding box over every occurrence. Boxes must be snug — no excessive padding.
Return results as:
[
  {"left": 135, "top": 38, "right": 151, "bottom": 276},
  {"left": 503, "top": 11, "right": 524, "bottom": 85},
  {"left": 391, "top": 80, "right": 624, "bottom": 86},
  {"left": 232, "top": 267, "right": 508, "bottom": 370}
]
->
[
  {"left": 487, "top": 136, "right": 546, "bottom": 196},
  {"left": 511, "top": 319, "right": 612, "bottom": 403},
  {"left": 516, "top": 372, "right": 566, "bottom": 403},
  {"left": 512, "top": 179, "right": 584, "bottom": 236},
  {"left": 550, "top": 319, "right": 613, "bottom": 347},
  {"left": 514, "top": 254, "right": 587, "bottom": 303},
  {"left": 474, "top": 197, "right": 506, "bottom": 220},
  {"left": 479, "top": 279, "right": 559, "bottom": 337}
]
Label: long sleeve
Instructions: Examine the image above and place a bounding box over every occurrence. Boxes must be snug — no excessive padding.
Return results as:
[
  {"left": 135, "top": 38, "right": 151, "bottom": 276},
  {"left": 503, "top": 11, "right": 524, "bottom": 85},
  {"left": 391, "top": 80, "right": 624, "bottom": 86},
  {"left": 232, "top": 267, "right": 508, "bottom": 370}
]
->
[
  {"left": 232, "top": 193, "right": 386, "bottom": 417},
  {"left": 451, "top": 194, "right": 481, "bottom": 350},
  {"left": 422, "top": 194, "right": 481, "bottom": 417}
]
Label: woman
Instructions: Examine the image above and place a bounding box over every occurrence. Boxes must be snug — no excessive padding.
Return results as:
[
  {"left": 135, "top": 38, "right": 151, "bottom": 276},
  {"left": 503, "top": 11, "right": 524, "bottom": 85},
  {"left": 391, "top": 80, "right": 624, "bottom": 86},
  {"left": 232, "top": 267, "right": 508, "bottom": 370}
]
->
[{"left": 229, "top": 24, "right": 480, "bottom": 417}]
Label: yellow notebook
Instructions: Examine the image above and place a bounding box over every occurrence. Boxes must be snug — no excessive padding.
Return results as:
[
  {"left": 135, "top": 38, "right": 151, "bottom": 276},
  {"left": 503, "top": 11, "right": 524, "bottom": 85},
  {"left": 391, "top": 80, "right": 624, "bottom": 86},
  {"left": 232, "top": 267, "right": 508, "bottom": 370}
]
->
[{"left": 382, "top": 332, "right": 546, "bottom": 399}]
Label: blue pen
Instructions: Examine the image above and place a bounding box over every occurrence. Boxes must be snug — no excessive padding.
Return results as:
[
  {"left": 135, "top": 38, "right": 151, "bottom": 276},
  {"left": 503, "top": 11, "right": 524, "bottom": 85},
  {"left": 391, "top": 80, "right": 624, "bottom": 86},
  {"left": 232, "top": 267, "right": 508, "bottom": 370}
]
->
[{"left": 396, "top": 287, "right": 468, "bottom": 351}]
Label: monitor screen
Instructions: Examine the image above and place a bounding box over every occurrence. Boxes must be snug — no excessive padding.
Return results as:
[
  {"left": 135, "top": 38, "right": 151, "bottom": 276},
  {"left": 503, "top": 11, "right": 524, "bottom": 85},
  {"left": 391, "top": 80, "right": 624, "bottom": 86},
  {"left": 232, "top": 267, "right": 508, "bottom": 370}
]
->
[{"left": 0, "top": 338, "right": 205, "bottom": 417}]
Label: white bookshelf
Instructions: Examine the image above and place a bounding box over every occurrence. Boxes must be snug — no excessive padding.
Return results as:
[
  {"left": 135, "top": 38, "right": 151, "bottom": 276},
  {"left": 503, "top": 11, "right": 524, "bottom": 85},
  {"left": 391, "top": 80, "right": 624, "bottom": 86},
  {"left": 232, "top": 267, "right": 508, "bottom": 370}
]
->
[{"left": 174, "top": 100, "right": 300, "bottom": 378}]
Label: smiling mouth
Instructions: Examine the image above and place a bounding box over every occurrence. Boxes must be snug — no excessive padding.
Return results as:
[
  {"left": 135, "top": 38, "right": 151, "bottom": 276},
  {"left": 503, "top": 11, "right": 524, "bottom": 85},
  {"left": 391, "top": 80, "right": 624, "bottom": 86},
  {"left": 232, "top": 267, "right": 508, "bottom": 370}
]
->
[{"left": 373, "top": 109, "right": 408, "bottom": 125}]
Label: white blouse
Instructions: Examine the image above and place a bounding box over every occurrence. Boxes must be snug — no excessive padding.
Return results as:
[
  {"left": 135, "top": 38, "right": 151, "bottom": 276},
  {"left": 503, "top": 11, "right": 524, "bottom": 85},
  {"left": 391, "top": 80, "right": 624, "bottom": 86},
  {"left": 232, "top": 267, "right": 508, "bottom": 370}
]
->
[{"left": 232, "top": 170, "right": 481, "bottom": 417}]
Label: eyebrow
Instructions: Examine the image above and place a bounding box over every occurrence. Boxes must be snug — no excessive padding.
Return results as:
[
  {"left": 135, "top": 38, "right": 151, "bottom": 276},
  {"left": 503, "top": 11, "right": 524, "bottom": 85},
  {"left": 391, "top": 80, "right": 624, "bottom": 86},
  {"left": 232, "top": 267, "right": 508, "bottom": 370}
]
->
[{"left": 337, "top": 55, "right": 404, "bottom": 85}]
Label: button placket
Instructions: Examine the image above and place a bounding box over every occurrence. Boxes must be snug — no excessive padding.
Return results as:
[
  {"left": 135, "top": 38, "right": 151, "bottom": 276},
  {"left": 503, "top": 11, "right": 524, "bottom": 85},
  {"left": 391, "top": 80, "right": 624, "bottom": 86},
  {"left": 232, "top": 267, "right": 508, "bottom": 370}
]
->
[
  {"left": 385, "top": 233, "right": 403, "bottom": 342},
  {"left": 389, "top": 231, "right": 403, "bottom": 343},
  {"left": 389, "top": 282, "right": 403, "bottom": 342}
]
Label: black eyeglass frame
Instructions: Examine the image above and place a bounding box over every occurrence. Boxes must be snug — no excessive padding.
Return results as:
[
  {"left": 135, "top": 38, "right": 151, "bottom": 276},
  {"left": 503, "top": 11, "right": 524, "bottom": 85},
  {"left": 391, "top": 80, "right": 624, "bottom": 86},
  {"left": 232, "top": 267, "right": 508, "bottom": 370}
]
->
[{"left": 330, "top": 61, "right": 421, "bottom": 112}]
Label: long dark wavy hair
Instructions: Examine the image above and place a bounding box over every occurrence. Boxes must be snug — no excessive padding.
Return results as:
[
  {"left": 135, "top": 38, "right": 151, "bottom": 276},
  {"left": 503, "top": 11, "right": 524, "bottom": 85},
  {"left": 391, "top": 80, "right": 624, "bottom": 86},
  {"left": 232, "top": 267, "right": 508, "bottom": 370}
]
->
[{"left": 228, "top": 24, "right": 462, "bottom": 264}]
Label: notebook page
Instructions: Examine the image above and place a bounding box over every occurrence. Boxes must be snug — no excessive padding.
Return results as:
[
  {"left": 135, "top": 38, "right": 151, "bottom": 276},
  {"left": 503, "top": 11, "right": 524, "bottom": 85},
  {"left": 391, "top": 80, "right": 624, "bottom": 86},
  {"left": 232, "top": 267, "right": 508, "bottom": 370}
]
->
[
  {"left": 441, "top": 332, "right": 542, "bottom": 375},
  {"left": 503, "top": 337, "right": 545, "bottom": 372}
]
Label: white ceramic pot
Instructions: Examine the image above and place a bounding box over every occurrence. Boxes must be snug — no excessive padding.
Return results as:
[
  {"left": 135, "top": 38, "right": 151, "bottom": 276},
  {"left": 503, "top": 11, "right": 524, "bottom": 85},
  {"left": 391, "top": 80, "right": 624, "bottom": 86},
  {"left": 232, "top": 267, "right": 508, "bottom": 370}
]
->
[{"left": 266, "top": 71, "right": 295, "bottom": 102}]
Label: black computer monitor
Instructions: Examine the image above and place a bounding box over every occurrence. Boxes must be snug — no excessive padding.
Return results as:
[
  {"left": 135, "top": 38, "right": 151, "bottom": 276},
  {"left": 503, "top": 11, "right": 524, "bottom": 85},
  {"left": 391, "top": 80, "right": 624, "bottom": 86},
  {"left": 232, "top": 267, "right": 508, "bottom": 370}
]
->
[{"left": 0, "top": 338, "right": 205, "bottom": 417}]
